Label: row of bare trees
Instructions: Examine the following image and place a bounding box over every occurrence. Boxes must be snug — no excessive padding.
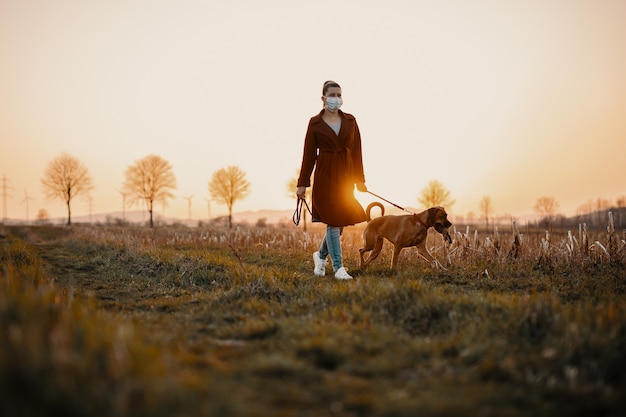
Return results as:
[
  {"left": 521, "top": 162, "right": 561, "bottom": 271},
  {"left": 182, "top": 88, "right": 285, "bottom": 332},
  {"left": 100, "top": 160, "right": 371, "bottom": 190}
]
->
[
  {"left": 41, "top": 153, "right": 621, "bottom": 230},
  {"left": 477, "top": 195, "right": 560, "bottom": 230},
  {"left": 469, "top": 194, "right": 625, "bottom": 230},
  {"left": 41, "top": 153, "right": 250, "bottom": 228}
]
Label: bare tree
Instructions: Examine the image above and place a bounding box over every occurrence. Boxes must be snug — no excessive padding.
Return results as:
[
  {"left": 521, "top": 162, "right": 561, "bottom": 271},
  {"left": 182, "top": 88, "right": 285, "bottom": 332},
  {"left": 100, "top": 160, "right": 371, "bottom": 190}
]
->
[
  {"left": 593, "top": 197, "right": 611, "bottom": 227},
  {"left": 479, "top": 195, "right": 492, "bottom": 231},
  {"left": 576, "top": 199, "right": 594, "bottom": 216},
  {"left": 534, "top": 196, "right": 560, "bottom": 228},
  {"left": 35, "top": 208, "right": 50, "bottom": 225},
  {"left": 41, "top": 153, "right": 94, "bottom": 225},
  {"left": 595, "top": 198, "right": 611, "bottom": 212},
  {"left": 209, "top": 166, "right": 250, "bottom": 229},
  {"left": 122, "top": 154, "right": 177, "bottom": 227},
  {"left": 287, "top": 169, "right": 312, "bottom": 231},
  {"left": 418, "top": 179, "right": 455, "bottom": 209}
]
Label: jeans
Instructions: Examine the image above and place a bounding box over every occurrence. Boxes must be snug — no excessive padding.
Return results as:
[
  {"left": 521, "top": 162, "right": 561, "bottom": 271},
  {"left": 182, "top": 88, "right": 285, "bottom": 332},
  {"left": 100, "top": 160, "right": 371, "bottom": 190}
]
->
[{"left": 318, "top": 226, "right": 343, "bottom": 271}]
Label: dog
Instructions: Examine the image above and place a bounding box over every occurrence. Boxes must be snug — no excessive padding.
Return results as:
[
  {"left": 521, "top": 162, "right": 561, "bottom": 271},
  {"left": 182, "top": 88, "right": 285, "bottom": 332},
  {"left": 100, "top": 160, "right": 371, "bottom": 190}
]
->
[{"left": 359, "top": 202, "right": 452, "bottom": 270}]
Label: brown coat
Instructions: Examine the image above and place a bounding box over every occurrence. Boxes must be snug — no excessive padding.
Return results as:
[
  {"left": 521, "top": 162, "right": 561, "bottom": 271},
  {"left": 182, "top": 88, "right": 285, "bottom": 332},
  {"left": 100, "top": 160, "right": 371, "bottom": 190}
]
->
[{"left": 297, "top": 110, "right": 367, "bottom": 227}]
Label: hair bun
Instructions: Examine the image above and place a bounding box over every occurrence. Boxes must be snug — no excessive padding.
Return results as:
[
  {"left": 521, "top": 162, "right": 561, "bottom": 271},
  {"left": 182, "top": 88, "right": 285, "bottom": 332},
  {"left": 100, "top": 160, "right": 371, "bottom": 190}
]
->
[{"left": 322, "top": 80, "right": 341, "bottom": 95}]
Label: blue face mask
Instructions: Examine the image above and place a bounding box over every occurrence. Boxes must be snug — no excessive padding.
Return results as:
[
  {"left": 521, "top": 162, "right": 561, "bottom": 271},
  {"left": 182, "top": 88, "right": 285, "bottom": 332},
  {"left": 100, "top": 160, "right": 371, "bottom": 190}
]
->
[{"left": 324, "top": 96, "right": 343, "bottom": 111}]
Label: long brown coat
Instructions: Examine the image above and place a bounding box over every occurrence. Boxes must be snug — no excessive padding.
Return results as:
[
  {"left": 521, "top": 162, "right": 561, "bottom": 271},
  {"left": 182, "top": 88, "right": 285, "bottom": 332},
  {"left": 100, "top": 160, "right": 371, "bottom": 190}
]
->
[{"left": 297, "top": 109, "right": 367, "bottom": 227}]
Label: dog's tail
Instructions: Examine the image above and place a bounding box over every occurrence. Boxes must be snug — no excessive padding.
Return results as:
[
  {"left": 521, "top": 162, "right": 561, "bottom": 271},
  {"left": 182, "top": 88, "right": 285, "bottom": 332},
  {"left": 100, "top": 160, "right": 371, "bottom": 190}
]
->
[{"left": 366, "top": 202, "right": 384, "bottom": 221}]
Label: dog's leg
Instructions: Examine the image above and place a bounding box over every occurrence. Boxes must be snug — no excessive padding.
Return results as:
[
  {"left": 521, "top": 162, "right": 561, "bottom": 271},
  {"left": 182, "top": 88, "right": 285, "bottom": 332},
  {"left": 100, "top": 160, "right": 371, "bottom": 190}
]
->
[
  {"left": 359, "top": 248, "right": 367, "bottom": 268},
  {"left": 362, "top": 237, "right": 384, "bottom": 268},
  {"left": 415, "top": 242, "right": 448, "bottom": 270},
  {"left": 359, "top": 235, "right": 374, "bottom": 268},
  {"left": 359, "top": 248, "right": 374, "bottom": 268},
  {"left": 391, "top": 245, "right": 404, "bottom": 270},
  {"left": 359, "top": 232, "right": 373, "bottom": 268}
]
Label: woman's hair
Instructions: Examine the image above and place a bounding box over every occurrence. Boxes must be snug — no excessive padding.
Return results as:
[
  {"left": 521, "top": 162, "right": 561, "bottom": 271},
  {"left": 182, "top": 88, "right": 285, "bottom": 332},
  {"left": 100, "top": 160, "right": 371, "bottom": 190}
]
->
[{"left": 322, "top": 80, "right": 341, "bottom": 95}]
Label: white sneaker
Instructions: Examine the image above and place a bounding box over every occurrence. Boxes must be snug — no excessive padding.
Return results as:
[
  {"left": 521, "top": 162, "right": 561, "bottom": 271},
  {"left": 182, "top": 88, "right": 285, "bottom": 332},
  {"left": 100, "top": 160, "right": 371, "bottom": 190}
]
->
[
  {"left": 313, "top": 251, "right": 327, "bottom": 276},
  {"left": 334, "top": 267, "right": 353, "bottom": 280}
]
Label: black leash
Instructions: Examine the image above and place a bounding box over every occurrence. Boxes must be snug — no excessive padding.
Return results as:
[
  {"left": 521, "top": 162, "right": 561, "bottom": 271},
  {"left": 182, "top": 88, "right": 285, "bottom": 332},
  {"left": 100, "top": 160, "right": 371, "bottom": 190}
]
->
[
  {"left": 367, "top": 190, "right": 415, "bottom": 214},
  {"left": 292, "top": 196, "right": 312, "bottom": 226}
]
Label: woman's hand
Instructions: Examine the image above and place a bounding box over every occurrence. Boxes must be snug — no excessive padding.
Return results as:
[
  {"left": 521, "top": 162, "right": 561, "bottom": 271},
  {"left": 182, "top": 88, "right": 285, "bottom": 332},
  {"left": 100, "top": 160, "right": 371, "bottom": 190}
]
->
[
  {"left": 296, "top": 186, "right": 307, "bottom": 199},
  {"left": 356, "top": 182, "right": 368, "bottom": 192}
]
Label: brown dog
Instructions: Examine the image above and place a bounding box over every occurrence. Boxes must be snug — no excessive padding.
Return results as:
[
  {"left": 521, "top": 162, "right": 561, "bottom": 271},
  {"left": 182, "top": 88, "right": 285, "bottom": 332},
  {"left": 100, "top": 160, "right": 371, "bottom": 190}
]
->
[{"left": 359, "top": 202, "right": 452, "bottom": 270}]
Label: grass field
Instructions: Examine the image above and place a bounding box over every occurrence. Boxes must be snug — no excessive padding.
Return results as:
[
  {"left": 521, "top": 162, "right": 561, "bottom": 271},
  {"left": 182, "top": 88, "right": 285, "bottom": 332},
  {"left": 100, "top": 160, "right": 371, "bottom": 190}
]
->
[{"left": 1, "top": 221, "right": 625, "bottom": 416}]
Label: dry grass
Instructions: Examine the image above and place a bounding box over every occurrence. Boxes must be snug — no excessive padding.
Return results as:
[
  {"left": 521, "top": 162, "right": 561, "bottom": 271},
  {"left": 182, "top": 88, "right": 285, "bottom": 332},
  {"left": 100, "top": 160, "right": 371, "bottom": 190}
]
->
[{"left": 1, "top": 220, "right": 625, "bottom": 416}]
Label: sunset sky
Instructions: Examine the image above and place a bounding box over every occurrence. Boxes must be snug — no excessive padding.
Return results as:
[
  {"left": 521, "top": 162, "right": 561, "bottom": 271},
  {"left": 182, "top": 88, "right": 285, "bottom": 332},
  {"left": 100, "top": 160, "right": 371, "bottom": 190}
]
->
[{"left": 1, "top": 0, "right": 625, "bottom": 223}]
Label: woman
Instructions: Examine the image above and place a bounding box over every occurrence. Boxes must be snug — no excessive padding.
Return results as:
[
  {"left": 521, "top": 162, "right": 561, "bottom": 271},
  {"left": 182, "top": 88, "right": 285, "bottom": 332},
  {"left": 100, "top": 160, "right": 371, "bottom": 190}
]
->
[{"left": 296, "top": 80, "right": 368, "bottom": 280}]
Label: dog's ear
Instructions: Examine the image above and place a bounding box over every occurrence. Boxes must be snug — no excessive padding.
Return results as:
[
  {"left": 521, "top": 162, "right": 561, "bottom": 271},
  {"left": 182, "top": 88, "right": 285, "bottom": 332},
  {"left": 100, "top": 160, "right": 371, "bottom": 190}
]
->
[{"left": 427, "top": 207, "right": 437, "bottom": 224}]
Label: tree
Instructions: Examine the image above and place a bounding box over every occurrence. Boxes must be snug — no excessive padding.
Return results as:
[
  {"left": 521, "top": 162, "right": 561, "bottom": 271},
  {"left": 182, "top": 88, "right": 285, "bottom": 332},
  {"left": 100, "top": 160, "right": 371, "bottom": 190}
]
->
[
  {"left": 418, "top": 180, "right": 455, "bottom": 209},
  {"left": 479, "top": 195, "right": 492, "bottom": 231},
  {"left": 35, "top": 208, "right": 50, "bottom": 225},
  {"left": 287, "top": 169, "right": 312, "bottom": 232},
  {"left": 122, "top": 154, "right": 177, "bottom": 227},
  {"left": 209, "top": 166, "right": 250, "bottom": 229},
  {"left": 534, "top": 196, "right": 560, "bottom": 228},
  {"left": 576, "top": 199, "right": 594, "bottom": 216},
  {"left": 41, "top": 153, "right": 94, "bottom": 225}
]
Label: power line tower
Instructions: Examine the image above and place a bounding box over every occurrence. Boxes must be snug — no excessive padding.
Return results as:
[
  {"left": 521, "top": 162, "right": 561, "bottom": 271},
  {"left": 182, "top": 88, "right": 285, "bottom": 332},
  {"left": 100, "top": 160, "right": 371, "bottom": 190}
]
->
[
  {"left": 183, "top": 194, "right": 194, "bottom": 220},
  {"left": 86, "top": 196, "right": 93, "bottom": 223},
  {"left": 117, "top": 189, "right": 128, "bottom": 220},
  {"left": 21, "top": 190, "right": 34, "bottom": 224},
  {"left": 205, "top": 198, "right": 212, "bottom": 220},
  {"left": 1, "top": 174, "right": 13, "bottom": 224}
]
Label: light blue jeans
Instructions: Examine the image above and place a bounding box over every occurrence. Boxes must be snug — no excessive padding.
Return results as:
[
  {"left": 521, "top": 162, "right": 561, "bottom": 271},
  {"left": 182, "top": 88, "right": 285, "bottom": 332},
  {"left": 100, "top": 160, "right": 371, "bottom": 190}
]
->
[{"left": 318, "top": 226, "right": 344, "bottom": 271}]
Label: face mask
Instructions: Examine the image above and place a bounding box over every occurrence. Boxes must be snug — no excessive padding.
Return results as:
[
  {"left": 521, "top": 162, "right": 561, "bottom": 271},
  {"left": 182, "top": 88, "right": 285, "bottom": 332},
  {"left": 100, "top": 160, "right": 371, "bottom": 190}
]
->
[{"left": 324, "top": 96, "right": 343, "bottom": 111}]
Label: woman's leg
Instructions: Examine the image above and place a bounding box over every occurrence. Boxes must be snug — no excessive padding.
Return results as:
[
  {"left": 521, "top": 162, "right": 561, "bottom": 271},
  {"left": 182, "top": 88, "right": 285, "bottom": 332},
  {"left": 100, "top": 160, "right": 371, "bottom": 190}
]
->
[
  {"left": 318, "top": 234, "right": 329, "bottom": 260},
  {"left": 325, "top": 226, "right": 343, "bottom": 271},
  {"left": 313, "top": 235, "right": 329, "bottom": 276}
]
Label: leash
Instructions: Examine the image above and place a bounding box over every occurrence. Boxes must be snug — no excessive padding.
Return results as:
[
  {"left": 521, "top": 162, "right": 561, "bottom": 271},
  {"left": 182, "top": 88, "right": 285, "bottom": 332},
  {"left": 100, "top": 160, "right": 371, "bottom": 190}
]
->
[
  {"left": 367, "top": 190, "right": 429, "bottom": 228},
  {"left": 367, "top": 190, "right": 415, "bottom": 214},
  {"left": 293, "top": 190, "right": 423, "bottom": 226},
  {"left": 292, "top": 196, "right": 312, "bottom": 226}
]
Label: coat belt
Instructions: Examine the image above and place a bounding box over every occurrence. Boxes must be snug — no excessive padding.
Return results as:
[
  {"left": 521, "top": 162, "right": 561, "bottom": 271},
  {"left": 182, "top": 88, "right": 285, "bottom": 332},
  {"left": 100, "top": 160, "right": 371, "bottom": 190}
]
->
[{"left": 319, "top": 148, "right": 348, "bottom": 154}]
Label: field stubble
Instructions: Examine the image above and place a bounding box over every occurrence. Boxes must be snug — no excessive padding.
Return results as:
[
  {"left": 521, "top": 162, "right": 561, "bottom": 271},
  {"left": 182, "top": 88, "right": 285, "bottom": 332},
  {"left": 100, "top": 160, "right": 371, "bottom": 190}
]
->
[{"left": 1, "top": 220, "right": 625, "bottom": 416}]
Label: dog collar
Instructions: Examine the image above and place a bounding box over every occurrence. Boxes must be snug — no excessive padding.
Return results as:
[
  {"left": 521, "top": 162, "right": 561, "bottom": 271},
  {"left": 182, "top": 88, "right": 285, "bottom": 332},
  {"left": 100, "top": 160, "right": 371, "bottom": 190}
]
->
[{"left": 412, "top": 213, "right": 428, "bottom": 228}]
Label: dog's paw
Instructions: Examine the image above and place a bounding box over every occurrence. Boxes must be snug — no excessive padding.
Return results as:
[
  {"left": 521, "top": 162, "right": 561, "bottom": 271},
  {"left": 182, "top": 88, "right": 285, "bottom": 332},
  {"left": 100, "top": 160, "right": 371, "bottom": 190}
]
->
[{"left": 431, "top": 260, "right": 448, "bottom": 271}]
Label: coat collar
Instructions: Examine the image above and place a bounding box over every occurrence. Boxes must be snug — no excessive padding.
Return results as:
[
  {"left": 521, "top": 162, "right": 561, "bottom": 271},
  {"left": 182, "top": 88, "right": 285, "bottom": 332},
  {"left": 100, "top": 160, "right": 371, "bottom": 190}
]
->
[{"left": 310, "top": 109, "right": 355, "bottom": 124}]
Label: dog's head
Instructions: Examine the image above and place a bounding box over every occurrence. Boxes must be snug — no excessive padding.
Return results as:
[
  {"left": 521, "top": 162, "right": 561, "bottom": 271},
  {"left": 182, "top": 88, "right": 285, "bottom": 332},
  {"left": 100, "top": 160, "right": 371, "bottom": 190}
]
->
[{"left": 428, "top": 206, "right": 453, "bottom": 244}]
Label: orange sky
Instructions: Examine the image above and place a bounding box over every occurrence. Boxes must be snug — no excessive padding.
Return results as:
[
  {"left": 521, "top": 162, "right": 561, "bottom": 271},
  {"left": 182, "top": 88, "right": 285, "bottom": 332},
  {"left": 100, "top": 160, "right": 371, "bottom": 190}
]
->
[{"left": 1, "top": 0, "right": 625, "bottom": 223}]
